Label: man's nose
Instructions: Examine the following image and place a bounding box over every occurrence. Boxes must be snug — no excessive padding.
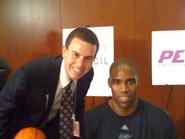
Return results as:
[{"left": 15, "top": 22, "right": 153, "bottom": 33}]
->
[
  {"left": 120, "top": 81, "right": 128, "bottom": 92},
  {"left": 76, "top": 57, "right": 85, "bottom": 67}
]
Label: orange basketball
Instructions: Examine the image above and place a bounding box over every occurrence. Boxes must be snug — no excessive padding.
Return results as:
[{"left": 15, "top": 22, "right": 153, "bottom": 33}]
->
[{"left": 14, "top": 127, "right": 46, "bottom": 139}]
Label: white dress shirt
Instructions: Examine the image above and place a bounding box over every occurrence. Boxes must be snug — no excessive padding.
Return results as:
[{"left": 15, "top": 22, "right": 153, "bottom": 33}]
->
[{"left": 47, "top": 60, "right": 77, "bottom": 121}]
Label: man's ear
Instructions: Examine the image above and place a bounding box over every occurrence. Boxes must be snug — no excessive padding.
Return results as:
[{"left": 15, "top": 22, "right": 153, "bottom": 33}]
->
[
  {"left": 62, "top": 46, "right": 67, "bottom": 56},
  {"left": 108, "top": 77, "right": 111, "bottom": 87}
]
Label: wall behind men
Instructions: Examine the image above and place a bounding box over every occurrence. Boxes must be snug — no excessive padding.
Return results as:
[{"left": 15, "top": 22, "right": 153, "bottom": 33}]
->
[{"left": 0, "top": 0, "right": 184, "bottom": 138}]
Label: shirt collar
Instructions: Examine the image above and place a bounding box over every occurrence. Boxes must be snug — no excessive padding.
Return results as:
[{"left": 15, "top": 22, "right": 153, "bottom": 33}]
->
[{"left": 60, "top": 60, "right": 71, "bottom": 88}]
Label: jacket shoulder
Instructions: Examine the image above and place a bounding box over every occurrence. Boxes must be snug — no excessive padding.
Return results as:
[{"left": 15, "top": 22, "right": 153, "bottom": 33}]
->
[{"left": 21, "top": 56, "right": 62, "bottom": 78}]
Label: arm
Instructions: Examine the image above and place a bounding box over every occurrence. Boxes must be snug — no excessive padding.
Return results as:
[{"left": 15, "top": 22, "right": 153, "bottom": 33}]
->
[
  {"left": 161, "top": 109, "right": 177, "bottom": 139},
  {"left": 0, "top": 68, "right": 27, "bottom": 138},
  {"left": 162, "top": 118, "right": 176, "bottom": 139}
]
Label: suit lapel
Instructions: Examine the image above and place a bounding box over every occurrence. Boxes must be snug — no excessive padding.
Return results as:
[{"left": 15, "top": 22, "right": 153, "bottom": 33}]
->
[
  {"left": 46, "top": 57, "right": 62, "bottom": 116},
  {"left": 39, "top": 57, "right": 62, "bottom": 127}
]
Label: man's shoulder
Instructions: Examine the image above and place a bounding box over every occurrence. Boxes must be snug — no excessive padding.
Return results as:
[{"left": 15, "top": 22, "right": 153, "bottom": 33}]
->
[
  {"left": 140, "top": 99, "right": 174, "bottom": 123},
  {"left": 139, "top": 99, "right": 176, "bottom": 137},
  {"left": 18, "top": 55, "right": 62, "bottom": 78},
  {"left": 21, "top": 56, "right": 61, "bottom": 70},
  {"left": 24, "top": 55, "right": 62, "bottom": 67},
  {"left": 85, "top": 102, "right": 108, "bottom": 117},
  {"left": 141, "top": 99, "right": 165, "bottom": 112}
]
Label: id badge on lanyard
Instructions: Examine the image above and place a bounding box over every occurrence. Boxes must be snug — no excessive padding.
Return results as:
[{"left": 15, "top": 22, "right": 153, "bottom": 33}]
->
[{"left": 72, "top": 114, "right": 80, "bottom": 137}]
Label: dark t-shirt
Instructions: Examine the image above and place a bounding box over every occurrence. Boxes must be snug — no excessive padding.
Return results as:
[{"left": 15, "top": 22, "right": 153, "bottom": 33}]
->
[{"left": 81, "top": 99, "right": 176, "bottom": 139}]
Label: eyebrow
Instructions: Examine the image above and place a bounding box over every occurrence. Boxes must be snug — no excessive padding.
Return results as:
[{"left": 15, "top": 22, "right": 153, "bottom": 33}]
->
[
  {"left": 126, "top": 77, "right": 136, "bottom": 80},
  {"left": 111, "top": 77, "right": 137, "bottom": 83},
  {"left": 71, "top": 50, "right": 94, "bottom": 57},
  {"left": 111, "top": 77, "right": 136, "bottom": 80}
]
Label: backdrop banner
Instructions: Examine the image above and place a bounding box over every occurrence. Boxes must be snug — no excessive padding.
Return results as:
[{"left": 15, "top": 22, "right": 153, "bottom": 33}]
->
[{"left": 152, "top": 30, "right": 185, "bottom": 85}]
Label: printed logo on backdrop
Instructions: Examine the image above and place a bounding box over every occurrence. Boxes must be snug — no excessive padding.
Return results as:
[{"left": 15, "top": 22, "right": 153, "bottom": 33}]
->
[
  {"left": 158, "top": 50, "right": 185, "bottom": 64},
  {"left": 152, "top": 30, "right": 185, "bottom": 85},
  {"left": 62, "top": 26, "right": 114, "bottom": 96}
]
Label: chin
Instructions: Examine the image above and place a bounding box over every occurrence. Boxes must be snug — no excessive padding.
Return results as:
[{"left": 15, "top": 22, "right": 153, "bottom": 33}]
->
[
  {"left": 70, "top": 74, "right": 83, "bottom": 80},
  {"left": 120, "top": 103, "right": 130, "bottom": 109},
  {"left": 118, "top": 100, "right": 133, "bottom": 108}
]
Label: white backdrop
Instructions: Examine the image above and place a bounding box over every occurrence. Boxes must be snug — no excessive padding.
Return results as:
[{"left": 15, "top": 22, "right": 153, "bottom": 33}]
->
[
  {"left": 62, "top": 26, "right": 114, "bottom": 96},
  {"left": 152, "top": 30, "right": 185, "bottom": 85}
]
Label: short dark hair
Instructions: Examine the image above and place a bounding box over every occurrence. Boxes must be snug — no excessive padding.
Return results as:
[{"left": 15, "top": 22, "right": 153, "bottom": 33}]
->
[
  {"left": 65, "top": 27, "right": 99, "bottom": 56},
  {"left": 110, "top": 58, "right": 138, "bottom": 77}
]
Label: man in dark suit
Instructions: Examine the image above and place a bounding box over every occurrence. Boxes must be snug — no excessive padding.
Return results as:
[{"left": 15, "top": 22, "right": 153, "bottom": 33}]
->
[{"left": 0, "top": 27, "right": 99, "bottom": 139}]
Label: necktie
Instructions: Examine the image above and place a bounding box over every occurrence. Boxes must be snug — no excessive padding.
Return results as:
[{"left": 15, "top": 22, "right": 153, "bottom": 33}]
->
[{"left": 59, "top": 81, "right": 74, "bottom": 139}]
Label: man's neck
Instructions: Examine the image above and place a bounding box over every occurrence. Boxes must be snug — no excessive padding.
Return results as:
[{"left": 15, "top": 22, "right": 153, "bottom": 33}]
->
[{"left": 108, "top": 98, "right": 139, "bottom": 116}]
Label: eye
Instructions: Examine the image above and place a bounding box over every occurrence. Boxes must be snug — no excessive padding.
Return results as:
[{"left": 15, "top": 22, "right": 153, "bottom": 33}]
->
[
  {"left": 111, "top": 79, "right": 121, "bottom": 85},
  {"left": 84, "top": 56, "right": 93, "bottom": 62},
  {"left": 125, "top": 78, "right": 136, "bottom": 85},
  {"left": 72, "top": 52, "right": 80, "bottom": 58}
]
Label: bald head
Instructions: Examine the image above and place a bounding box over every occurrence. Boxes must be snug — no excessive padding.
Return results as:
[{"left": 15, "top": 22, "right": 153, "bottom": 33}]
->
[{"left": 109, "top": 58, "right": 138, "bottom": 78}]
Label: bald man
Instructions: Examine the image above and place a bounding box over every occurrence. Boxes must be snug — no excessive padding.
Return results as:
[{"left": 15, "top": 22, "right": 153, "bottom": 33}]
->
[{"left": 81, "top": 58, "right": 176, "bottom": 139}]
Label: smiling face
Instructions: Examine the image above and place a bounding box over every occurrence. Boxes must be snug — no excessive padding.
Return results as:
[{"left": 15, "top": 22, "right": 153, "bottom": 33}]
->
[
  {"left": 108, "top": 63, "right": 138, "bottom": 113},
  {"left": 62, "top": 37, "right": 97, "bottom": 80}
]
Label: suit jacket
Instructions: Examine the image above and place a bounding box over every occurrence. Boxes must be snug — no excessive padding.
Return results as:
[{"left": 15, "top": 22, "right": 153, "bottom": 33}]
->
[{"left": 0, "top": 56, "right": 94, "bottom": 139}]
